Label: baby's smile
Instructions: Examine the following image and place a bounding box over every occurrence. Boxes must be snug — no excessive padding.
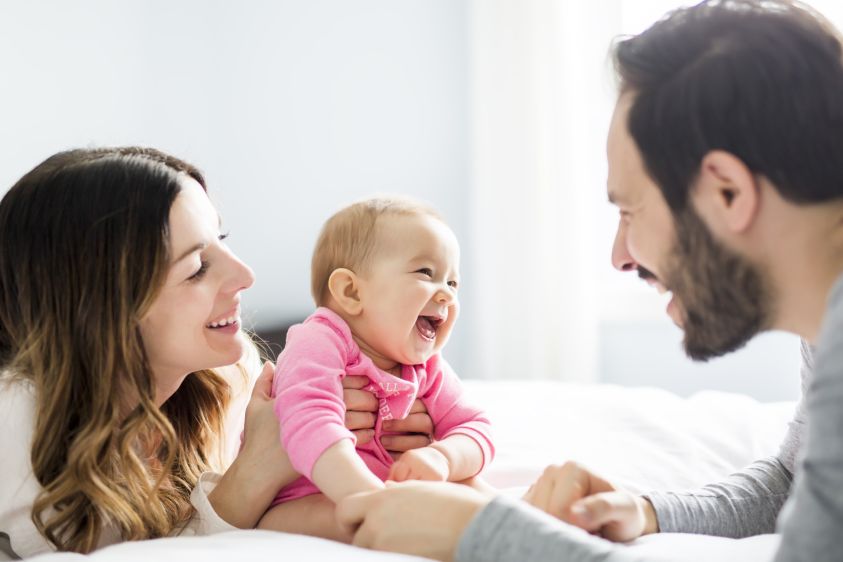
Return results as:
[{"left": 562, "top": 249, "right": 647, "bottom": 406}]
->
[{"left": 415, "top": 315, "right": 444, "bottom": 341}]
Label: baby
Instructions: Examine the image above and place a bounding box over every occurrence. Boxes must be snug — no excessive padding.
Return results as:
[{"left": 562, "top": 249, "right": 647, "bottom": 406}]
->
[{"left": 257, "top": 196, "right": 494, "bottom": 541}]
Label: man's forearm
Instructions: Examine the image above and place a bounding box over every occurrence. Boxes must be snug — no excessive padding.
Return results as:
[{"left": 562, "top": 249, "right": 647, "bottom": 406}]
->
[{"left": 643, "top": 456, "right": 792, "bottom": 538}]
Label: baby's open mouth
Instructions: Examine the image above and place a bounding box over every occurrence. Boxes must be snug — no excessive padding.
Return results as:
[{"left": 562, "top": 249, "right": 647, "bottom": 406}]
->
[{"left": 415, "top": 315, "right": 443, "bottom": 341}]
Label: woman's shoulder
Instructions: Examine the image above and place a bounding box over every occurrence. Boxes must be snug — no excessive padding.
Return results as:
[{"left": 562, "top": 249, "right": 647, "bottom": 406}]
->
[
  {"left": 0, "top": 371, "right": 49, "bottom": 560},
  {"left": 0, "top": 370, "right": 38, "bottom": 460},
  {"left": 0, "top": 371, "right": 36, "bottom": 422}
]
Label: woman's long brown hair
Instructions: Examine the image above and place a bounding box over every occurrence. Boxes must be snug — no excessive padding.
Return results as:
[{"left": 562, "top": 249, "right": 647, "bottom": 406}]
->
[{"left": 0, "top": 148, "right": 232, "bottom": 552}]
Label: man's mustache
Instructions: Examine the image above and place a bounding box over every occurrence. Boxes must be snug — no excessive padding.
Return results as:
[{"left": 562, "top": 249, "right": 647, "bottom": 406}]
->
[{"left": 637, "top": 266, "right": 657, "bottom": 283}]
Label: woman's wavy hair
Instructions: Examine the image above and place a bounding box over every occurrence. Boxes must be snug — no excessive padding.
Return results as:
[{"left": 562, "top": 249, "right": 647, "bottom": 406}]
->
[{"left": 0, "top": 147, "right": 234, "bottom": 552}]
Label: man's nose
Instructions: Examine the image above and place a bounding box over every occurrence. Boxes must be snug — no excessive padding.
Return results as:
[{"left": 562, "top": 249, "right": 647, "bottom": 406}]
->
[{"left": 611, "top": 223, "right": 637, "bottom": 272}]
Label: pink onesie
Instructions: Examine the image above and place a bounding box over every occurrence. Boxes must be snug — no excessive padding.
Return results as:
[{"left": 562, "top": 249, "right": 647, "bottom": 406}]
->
[{"left": 271, "top": 307, "right": 494, "bottom": 505}]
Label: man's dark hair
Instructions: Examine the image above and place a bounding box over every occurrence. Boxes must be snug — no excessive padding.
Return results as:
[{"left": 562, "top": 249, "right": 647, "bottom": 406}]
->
[{"left": 614, "top": 0, "right": 843, "bottom": 212}]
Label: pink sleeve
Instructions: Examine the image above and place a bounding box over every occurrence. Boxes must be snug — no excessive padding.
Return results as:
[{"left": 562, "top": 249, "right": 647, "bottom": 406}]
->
[
  {"left": 272, "top": 317, "right": 355, "bottom": 479},
  {"left": 419, "top": 355, "right": 495, "bottom": 473}
]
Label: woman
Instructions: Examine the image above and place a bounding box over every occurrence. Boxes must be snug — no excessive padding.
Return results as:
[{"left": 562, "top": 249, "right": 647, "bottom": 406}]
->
[{"left": 0, "top": 147, "right": 432, "bottom": 558}]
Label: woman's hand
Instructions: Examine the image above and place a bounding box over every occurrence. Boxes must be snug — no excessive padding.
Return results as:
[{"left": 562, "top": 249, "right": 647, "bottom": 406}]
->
[
  {"left": 209, "top": 361, "right": 298, "bottom": 528},
  {"left": 522, "top": 461, "right": 658, "bottom": 542},
  {"left": 238, "top": 361, "right": 294, "bottom": 483},
  {"left": 342, "top": 375, "right": 434, "bottom": 457}
]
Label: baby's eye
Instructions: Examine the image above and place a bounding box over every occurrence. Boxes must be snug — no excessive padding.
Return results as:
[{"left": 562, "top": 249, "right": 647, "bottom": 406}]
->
[
  {"left": 415, "top": 268, "right": 433, "bottom": 277},
  {"left": 448, "top": 280, "right": 459, "bottom": 289}
]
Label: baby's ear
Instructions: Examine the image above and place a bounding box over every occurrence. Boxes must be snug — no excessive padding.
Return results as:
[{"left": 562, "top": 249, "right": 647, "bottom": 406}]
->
[{"left": 327, "top": 268, "right": 363, "bottom": 316}]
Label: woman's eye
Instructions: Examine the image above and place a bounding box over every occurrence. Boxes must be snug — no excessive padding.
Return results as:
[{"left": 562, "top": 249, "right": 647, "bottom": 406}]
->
[
  {"left": 415, "top": 268, "right": 433, "bottom": 277},
  {"left": 189, "top": 260, "right": 209, "bottom": 281}
]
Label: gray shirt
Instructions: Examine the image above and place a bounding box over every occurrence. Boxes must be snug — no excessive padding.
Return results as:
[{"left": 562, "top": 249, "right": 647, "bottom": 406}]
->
[{"left": 457, "top": 275, "right": 843, "bottom": 562}]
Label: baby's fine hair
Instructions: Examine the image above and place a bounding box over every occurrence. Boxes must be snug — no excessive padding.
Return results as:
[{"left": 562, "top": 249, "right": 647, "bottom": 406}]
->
[{"left": 311, "top": 195, "right": 443, "bottom": 306}]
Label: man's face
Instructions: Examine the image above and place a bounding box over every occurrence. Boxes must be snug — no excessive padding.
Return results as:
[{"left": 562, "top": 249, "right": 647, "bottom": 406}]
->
[{"left": 606, "top": 93, "right": 772, "bottom": 361}]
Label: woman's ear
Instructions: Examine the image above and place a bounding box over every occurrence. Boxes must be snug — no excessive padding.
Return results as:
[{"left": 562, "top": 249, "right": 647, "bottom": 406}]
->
[
  {"left": 327, "top": 268, "right": 363, "bottom": 316},
  {"left": 694, "top": 150, "right": 760, "bottom": 234}
]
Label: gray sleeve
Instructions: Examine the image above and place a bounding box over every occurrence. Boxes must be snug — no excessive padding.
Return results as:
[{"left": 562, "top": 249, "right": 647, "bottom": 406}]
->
[
  {"left": 456, "top": 496, "right": 671, "bottom": 562},
  {"left": 641, "top": 340, "right": 810, "bottom": 538},
  {"left": 772, "top": 284, "right": 843, "bottom": 562},
  {"left": 642, "top": 457, "right": 792, "bottom": 537}
]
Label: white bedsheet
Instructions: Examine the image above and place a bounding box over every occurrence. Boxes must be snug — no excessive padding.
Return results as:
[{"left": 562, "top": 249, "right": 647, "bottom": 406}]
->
[{"left": 29, "top": 380, "right": 795, "bottom": 561}]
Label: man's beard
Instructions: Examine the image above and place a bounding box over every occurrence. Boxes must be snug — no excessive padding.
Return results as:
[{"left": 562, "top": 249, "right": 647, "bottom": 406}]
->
[{"left": 656, "top": 206, "right": 774, "bottom": 361}]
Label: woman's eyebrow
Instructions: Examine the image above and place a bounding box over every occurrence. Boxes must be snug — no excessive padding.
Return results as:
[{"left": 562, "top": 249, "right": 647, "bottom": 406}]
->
[
  {"left": 174, "top": 242, "right": 207, "bottom": 263},
  {"left": 172, "top": 213, "right": 223, "bottom": 264}
]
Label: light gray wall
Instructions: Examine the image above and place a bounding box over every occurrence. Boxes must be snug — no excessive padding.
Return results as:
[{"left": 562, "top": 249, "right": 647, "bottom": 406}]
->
[
  {"left": 600, "top": 321, "right": 802, "bottom": 402},
  {"left": 0, "top": 0, "right": 472, "bottom": 370},
  {"left": 0, "top": 1, "right": 804, "bottom": 401}
]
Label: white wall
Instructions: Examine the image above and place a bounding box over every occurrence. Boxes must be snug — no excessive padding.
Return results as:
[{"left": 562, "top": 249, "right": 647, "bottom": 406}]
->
[
  {"left": 0, "top": 0, "right": 472, "bottom": 369},
  {"left": 0, "top": 1, "right": 812, "bottom": 401}
]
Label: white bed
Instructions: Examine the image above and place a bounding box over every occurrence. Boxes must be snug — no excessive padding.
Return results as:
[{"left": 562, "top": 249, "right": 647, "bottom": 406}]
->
[{"left": 30, "top": 380, "right": 794, "bottom": 562}]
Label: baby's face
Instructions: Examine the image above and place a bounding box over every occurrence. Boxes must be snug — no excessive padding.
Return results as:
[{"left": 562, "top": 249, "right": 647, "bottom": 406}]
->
[{"left": 355, "top": 213, "right": 460, "bottom": 366}]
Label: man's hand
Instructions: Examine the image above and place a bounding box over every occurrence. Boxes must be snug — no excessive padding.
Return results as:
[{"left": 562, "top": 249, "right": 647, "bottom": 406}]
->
[
  {"left": 342, "top": 375, "right": 434, "bottom": 456},
  {"left": 387, "top": 446, "right": 450, "bottom": 482},
  {"left": 336, "top": 481, "right": 490, "bottom": 562},
  {"left": 522, "top": 461, "right": 658, "bottom": 542}
]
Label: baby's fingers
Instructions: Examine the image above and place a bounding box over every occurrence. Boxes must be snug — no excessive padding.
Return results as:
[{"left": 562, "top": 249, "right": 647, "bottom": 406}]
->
[{"left": 388, "top": 461, "right": 408, "bottom": 482}]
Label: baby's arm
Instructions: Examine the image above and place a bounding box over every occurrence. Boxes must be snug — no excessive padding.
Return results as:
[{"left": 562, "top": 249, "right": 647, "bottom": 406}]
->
[
  {"left": 312, "top": 439, "right": 384, "bottom": 502},
  {"left": 388, "top": 355, "right": 495, "bottom": 483},
  {"left": 430, "top": 434, "right": 485, "bottom": 480},
  {"left": 388, "top": 434, "right": 484, "bottom": 482},
  {"left": 274, "top": 315, "right": 383, "bottom": 502}
]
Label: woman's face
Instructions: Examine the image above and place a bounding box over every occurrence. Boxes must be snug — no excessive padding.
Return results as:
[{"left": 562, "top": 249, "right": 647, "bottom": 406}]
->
[{"left": 140, "top": 176, "right": 255, "bottom": 405}]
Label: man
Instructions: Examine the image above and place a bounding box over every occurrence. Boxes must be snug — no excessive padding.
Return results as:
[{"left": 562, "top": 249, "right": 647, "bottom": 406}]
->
[{"left": 336, "top": 2, "right": 843, "bottom": 561}]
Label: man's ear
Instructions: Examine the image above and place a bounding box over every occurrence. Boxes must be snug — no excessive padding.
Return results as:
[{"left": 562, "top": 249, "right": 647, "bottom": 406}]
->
[
  {"left": 327, "top": 268, "right": 363, "bottom": 316},
  {"left": 694, "top": 150, "right": 760, "bottom": 234}
]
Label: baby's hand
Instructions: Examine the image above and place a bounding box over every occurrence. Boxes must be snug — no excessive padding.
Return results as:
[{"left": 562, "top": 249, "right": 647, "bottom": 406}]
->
[{"left": 388, "top": 446, "right": 450, "bottom": 482}]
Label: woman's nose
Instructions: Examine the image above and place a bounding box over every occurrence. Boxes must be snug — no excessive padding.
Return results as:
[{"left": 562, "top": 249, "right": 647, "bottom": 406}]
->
[{"left": 226, "top": 253, "right": 255, "bottom": 293}]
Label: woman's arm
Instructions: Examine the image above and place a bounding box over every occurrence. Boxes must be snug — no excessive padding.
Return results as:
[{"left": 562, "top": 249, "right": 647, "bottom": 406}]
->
[{"left": 208, "top": 362, "right": 299, "bottom": 529}]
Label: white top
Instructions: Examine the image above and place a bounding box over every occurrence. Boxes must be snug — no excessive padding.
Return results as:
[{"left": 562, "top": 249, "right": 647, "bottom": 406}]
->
[{"left": 0, "top": 359, "right": 257, "bottom": 560}]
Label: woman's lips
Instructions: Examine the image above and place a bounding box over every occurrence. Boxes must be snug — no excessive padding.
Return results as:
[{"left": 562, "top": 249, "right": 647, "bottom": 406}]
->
[{"left": 206, "top": 319, "right": 240, "bottom": 334}]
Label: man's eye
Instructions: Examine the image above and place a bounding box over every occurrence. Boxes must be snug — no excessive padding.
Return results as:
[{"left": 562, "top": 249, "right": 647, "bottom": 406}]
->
[
  {"left": 415, "top": 268, "right": 433, "bottom": 277},
  {"left": 189, "top": 260, "right": 209, "bottom": 281}
]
